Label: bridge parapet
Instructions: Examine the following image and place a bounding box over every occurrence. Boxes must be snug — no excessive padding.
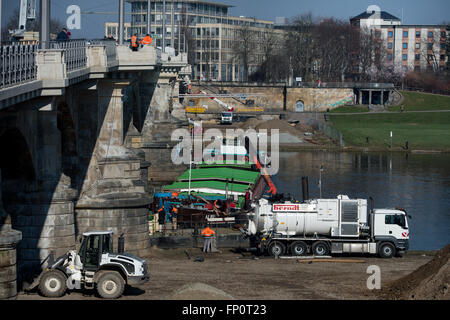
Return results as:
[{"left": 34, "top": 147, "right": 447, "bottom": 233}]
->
[
  {"left": 0, "top": 41, "right": 165, "bottom": 109},
  {"left": 116, "top": 45, "right": 160, "bottom": 71},
  {"left": 0, "top": 43, "right": 38, "bottom": 89}
]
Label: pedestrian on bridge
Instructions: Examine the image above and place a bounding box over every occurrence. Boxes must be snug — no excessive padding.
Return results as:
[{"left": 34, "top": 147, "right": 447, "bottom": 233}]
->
[{"left": 56, "top": 28, "right": 69, "bottom": 41}]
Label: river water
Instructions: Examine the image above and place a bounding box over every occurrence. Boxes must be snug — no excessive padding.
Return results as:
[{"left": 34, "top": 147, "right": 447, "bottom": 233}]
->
[{"left": 272, "top": 151, "right": 450, "bottom": 251}]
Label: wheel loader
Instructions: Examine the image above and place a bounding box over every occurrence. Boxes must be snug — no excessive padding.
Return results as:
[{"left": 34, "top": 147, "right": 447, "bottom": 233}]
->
[{"left": 35, "top": 231, "right": 149, "bottom": 299}]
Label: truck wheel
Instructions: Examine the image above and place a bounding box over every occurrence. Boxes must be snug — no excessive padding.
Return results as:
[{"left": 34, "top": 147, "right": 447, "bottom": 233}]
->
[
  {"left": 96, "top": 271, "right": 125, "bottom": 299},
  {"left": 312, "top": 241, "right": 330, "bottom": 256},
  {"left": 38, "top": 270, "right": 67, "bottom": 298},
  {"left": 290, "top": 241, "right": 308, "bottom": 256},
  {"left": 268, "top": 241, "right": 286, "bottom": 257},
  {"left": 379, "top": 243, "right": 396, "bottom": 258}
]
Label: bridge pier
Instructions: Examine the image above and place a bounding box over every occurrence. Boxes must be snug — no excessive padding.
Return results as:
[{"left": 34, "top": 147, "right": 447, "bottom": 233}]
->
[
  {"left": 75, "top": 79, "right": 151, "bottom": 257},
  {"left": 0, "top": 41, "right": 190, "bottom": 287},
  {"left": 140, "top": 69, "right": 188, "bottom": 187}
]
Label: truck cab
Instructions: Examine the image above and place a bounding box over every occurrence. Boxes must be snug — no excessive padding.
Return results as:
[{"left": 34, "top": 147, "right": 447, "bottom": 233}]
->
[
  {"left": 372, "top": 209, "right": 409, "bottom": 256},
  {"left": 221, "top": 112, "right": 233, "bottom": 124}
]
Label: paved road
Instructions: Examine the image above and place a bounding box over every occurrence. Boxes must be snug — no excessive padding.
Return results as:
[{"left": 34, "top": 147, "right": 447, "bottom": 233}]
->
[{"left": 329, "top": 110, "right": 450, "bottom": 116}]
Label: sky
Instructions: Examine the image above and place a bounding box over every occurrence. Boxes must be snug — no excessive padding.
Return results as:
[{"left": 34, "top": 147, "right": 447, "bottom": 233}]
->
[{"left": 1, "top": 0, "right": 449, "bottom": 39}]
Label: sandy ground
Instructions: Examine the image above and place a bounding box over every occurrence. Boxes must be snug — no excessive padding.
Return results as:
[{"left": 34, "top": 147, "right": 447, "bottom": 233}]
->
[{"left": 18, "top": 248, "right": 434, "bottom": 300}]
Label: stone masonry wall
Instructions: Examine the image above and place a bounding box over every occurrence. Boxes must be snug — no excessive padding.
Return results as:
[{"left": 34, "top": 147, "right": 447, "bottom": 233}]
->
[{"left": 190, "top": 85, "right": 355, "bottom": 112}]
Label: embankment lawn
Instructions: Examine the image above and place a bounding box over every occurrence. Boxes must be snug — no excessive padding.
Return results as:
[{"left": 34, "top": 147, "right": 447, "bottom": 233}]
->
[
  {"left": 330, "top": 112, "right": 450, "bottom": 150},
  {"left": 389, "top": 91, "right": 450, "bottom": 112}
]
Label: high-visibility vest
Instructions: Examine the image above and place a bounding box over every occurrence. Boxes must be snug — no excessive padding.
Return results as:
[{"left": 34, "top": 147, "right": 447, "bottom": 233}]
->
[
  {"left": 140, "top": 35, "right": 152, "bottom": 45},
  {"left": 131, "top": 36, "right": 138, "bottom": 47},
  {"left": 201, "top": 227, "right": 215, "bottom": 237}
]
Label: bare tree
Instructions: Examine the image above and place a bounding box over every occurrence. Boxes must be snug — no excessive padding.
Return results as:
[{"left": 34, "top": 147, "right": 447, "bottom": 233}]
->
[
  {"left": 284, "top": 12, "right": 318, "bottom": 82},
  {"left": 250, "top": 26, "right": 287, "bottom": 82},
  {"left": 232, "top": 23, "right": 255, "bottom": 82}
]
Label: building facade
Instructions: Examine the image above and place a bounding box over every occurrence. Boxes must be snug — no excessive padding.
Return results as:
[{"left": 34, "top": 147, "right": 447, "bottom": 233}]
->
[
  {"left": 351, "top": 5, "right": 448, "bottom": 73},
  {"left": 106, "top": 0, "right": 282, "bottom": 81},
  {"left": 105, "top": 22, "right": 132, "bottom": 41}
]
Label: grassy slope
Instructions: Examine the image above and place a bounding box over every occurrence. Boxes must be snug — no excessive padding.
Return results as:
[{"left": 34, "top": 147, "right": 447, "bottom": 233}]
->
[
  {"left": 389, "top": 91, "right": 450, "bottom": 112},
  {"left": 329, "top": 105, "right": 369, "bottom": 113},
  {"left": 330, "top": 112, "right": 450, "bottom": 150}
]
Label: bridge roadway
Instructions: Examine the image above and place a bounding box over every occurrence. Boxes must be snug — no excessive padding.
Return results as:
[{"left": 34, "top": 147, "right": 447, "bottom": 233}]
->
[{"left": 0, "top": 40, "right": 190, "bottom": 298}]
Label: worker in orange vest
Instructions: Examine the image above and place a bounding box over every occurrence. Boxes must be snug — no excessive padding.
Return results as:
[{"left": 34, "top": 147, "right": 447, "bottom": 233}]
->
[
  {"left": 131, "top": 33, "right": 139, "bottom": 51},
  {"left": 139, "top": 33, "right": 152, "bottom": 46},
  {"left": 171, "top": 206, "right": 178, "bottom": 230},
  {"left": 201, "top": 225, "right": 216, "bottom": 253}
]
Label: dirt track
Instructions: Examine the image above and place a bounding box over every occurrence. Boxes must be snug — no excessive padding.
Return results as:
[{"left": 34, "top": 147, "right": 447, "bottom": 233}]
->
[{"left": 18, "top": 247, "right": 435, "bottom": 300}]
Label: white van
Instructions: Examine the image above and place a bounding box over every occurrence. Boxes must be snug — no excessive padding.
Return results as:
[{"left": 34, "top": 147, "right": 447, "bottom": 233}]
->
[{"left": 221, "top": 112, "right": 233, "bottom": 124}]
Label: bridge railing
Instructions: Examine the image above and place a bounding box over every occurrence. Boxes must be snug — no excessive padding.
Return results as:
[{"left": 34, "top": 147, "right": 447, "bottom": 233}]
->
[
  {"left": 50, "top": 40, "right": 88, "bottom": 72},
  {"left": 88, "top": 39, "right": 117, "bottom": 62},
  {"left": 0, "top": 43, "right": 38, "bottom": 88}
]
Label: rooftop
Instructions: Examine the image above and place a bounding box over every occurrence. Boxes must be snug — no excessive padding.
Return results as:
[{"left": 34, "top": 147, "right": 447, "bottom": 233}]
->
[
  {"left": 350, "top": 10, "right": 401, "bottom": 22},
  {"left": 126, "top": 0, "right": 233, "bottom": 8}
]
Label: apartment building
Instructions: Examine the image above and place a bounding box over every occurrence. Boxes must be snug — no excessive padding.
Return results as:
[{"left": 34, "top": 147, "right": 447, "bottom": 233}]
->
[
  {"left": 350, "top": 5, "right": 448, "bottom": 73},
  {"left": 106, "top": 0, "right": 282, "bottom": 81}
]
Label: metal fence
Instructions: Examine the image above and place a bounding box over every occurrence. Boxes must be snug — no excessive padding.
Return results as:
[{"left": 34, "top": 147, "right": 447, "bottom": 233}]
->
[
  {"left": 50, "top": 40, "right": 87, "bottom": 72},
  {"left": 0, "top": 43, "right": 38, "bottom": 88},
  {"left": 318, "top": 121, "right": 345, "bottom": 147}
]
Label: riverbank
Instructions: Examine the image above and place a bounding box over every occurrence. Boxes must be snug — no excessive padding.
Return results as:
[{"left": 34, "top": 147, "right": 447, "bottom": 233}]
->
[
  {"left": 17, "top": 247, "right": 440, "bottom": 300},
  {"left": 329, "top": 112, "right": 450, "bottom": 151}
]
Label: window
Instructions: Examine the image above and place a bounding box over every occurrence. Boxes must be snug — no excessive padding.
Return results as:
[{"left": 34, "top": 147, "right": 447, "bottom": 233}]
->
[
  {"left": 403, "top": 65, "right": 408, "bottom": 72},
  {"left": 415, "top": 54, "right": 420, "bottom": 61},
  {"left": 441, "top": 31, "right": 446, "bottom": 38},
  {"left": 388, "top": 42, "right": 393, "bottom": 49},
  {"left": 428, "top": 43, "right": 433, "bottom": 50},
  {"left": 403, "top": 42, "right": 408, "bottom": 49},
  {"left": 441, "top": 43, "right": 447, "bottom": 50},
  {"left": 403, "top": 31, "right": 408, "bottom": 38},
  {"left": 441, "top": 55, "right": 446, "bottom": 61},
  {"left": 402, "top": 54, "right": 407, "bottom": 61},
  {"left": 385, "top": 214, "right": 406, "bottom": 228},
  {"left": 428, "top": 31, "right": 434, "bottom": 38},
  {"left": 415, "top": 43, "right": 420, "bottom": 49},
  {"left": 387, "top": 53, "right": 393, "bottom": 60},
  {"left": 416, "top": 31, "right": 421, "bottom": 38},
  {"left": 388, "top": 31, "right": 393, "bottom": 38},
  {"left": 375, "top": 31, "right": 381, "bottom": 38}
]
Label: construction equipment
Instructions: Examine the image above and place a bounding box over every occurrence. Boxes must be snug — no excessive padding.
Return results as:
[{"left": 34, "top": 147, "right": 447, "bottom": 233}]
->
[
  {"left": 244, "top": 136, "right": 277, "bottom": 195},
  {"left": 36, "top": 231, "right": 149, "bottom": 299},
  {"left": 221, "top": 111, "right": 233, "bottom": 124},
  {"left": 9, "top": 0, "right": 36, "bottom": 40},
  {"left": 243, "top": 195, "right": 410, "bottom": 258}
]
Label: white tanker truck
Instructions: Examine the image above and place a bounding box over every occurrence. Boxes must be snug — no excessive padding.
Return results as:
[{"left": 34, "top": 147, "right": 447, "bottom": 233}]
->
[{"left": 244, "top": 195, "right": 410, "bottom": 258}]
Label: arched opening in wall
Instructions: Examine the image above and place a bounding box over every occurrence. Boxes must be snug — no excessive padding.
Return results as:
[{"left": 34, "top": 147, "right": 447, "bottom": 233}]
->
[
  {"left": 57, "top": 102, "right": 78, "bottom": 189},
  {"left": 295, "top": 100, "right": 305, "bottom": 112},
  {"left": 0, "top": 128, "right": 37, "bottom": 287},
  {"left": 0, "top": 128, "right": 35, "bottom": 232}
]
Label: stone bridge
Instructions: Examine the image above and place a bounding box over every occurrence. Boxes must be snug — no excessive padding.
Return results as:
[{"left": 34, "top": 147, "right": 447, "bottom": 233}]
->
[{"left": 0, "top": 40, "right": 190, "bottom": 298}]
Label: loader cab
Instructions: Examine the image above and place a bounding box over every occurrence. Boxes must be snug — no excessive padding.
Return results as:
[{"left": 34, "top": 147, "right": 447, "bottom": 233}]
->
[{"left": 78, "top": 231, "right": 114, "bottom": 271}]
